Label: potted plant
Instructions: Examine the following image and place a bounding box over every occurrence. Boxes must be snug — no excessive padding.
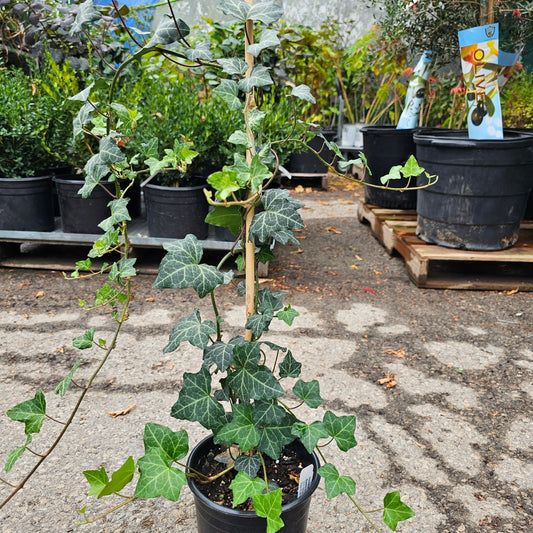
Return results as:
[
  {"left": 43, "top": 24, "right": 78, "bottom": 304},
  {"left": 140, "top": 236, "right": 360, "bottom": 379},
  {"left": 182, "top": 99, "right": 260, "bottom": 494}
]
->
[
  {"left": 370, "top": 0, "right": 533, "bottom": 249},
  {"left": 2, "top": 2, "right": 427, "bottom": 531}
]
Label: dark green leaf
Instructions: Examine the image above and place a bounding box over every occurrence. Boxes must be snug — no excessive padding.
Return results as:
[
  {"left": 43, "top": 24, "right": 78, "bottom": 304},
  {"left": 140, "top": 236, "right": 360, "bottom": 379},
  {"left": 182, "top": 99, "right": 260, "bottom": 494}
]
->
[
  {"left": 245, "top": 312, "right": 273, "bottom": 337},
  {"left": 238, "top": 65, "right": 273, "bottom": 93},
  {"left": 290, "top": 84, "right": 316, "bottom": 104},
  {"left": 293, "top": 380, "right": 323, "bottom": 408},
  {"left": 234, "top": 454, "right": 261, "bottom": 478},
  {"left": 383, "top": 491, "right": 415, "bottom": 531},
  {"left": 142, "top": 423, "right": 188, "bottom": 464},
  {"left": 164, "top": 310, "right": 216, "bottom": 352},
  {"left": 247, "top": 29, "right": 280, "bottom": 57},
  {"left": 219, "top": 0, "right": 250, "bottom": 21},
  {"left": 73, "top": 328, "right": 95, "bottom": 349},
  {"left": 248, "top": 2, "right": 284, "bottom": 24},
  {"left": 185, "top": 41, "right": 212, "bottom": 61},
  {"left": 278, "top": 350, "right": 301, "bottom": 378},
  {"left": 70, "top": 0, "right": 101, "bottom": 34},
  {"left": 217, "top": 404, "right": 261, "bottom": 452},
  {"left": 253, "top": 400, "right": 287, "bottom": 426},
  {"left": 205, "top": 205, "right": 241, "bottom": 236},
  {"left": 170, "top": 367, "right": 225, "bottom": 431},
  {"left": 213, "top": 79, "right": 242, "bottom": 111},
  {"left": 257, "top": 415, "right": 295, "bottom": 459},
  {"left": 154, "top": 235, "right": 227, "bottom": 298},
  {"left": 291, "top": 421, "right": 328, "bottom": 453},
  {"left": 217, "top": 57, "right": 248, "bottom": 76},
  {"left": 146, "top": 15, "right": 189, "bottom": 47},
  {"left": 204, "top": 340, "right": 235, "bottom": 372}
]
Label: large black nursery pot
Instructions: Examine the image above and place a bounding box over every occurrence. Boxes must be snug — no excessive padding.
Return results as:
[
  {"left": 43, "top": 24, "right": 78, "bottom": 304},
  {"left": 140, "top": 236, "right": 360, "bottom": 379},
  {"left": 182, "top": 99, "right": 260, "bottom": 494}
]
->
[
  {"left": 144, "top": 182, "right": 209, "bottom": 239},
  {"left": 54, "top": 176, "right": 115, "bottom": 234},
  {"left": 0, "top": 175, "right": 55, "bottom": 231},
  {"left": 414, "top": 129, "right": 533, "bottom": 251},
  {"left": 361, "top": 125, "right": 418, "bottom": 209},
  {"left": 286, "top": 128, "right": 336, "bottom": 176},
  {"left": 187, "top": 435, "right": 321, "bottom": 533}
]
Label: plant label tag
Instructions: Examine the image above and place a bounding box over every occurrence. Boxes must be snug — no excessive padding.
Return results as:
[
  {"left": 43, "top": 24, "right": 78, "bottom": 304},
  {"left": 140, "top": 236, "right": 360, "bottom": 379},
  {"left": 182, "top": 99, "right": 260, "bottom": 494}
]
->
[{"left": 298, "top": 464, "right": 314, "bottom": 498}]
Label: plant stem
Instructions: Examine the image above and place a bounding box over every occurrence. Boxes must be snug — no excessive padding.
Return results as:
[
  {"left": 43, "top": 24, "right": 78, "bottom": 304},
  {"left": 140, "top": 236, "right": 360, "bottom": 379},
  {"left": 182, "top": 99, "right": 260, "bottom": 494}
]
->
[{"left": 78, "top": 496, "right": 136, "bottom": 524}]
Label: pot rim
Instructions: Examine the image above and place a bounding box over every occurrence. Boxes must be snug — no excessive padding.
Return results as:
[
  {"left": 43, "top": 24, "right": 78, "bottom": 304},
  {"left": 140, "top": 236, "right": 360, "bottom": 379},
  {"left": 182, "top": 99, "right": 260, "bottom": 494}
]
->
[
  {"left": 186, "top": 435, "right": 321, "bottom": 517},
  {"left": 413, "top": 128, "right": 533, "bottom": 148},
  {"left": 144, "top": 182, "right": 207, "bottom": 192},
  {"left": 0, "top": 174, "right": 53, "bottom": 182}
]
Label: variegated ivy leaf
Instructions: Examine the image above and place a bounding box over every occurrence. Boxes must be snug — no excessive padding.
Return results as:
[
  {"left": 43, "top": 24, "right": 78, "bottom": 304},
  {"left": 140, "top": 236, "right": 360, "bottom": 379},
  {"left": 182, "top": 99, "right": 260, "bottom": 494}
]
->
[
  {"left": 323, "top": 411, "right": 357, "bottom": 452},
  {"left": 217, "top": 404, "right": 261, "bottom": 453},
  {"left": 256, "top": 414, "right": 296, "bottom": 459},
  {"left": 70, "top": 0, "right": 101, "bottom": 35},
  {"left": 171, "top": 367, "right": 226, "bottom": 431},
  {"left": 253, "top": 489, "right": 284, "bottom": 533},
  {"left": 72, "top": 101, "right": 95, "bottom": 141},
  {"left": 135, "top": 450, "right": 186, "bottom": 501},
  {"left": 69, "top": 83, "right": 94, "bottom": 102},
  {"left": 164, "top": 309, "right": 216, "bottom": 352},
  {"left": 291, "top": 421, "right": 329, "bottom": 454},
  {"left": 317, "top": 463, "right": 356, "bottom": 499},
  {"left": 238, "top": 65, "right": 273, "bottom": 93},
  {"left": 6, "top": 389, "right": 46, "bottom": 435},
  {"left": 55, "top": 359, "right": 82, "bottom": 397},
  {"left": 80, "top": 154, "right": 110, "bottom": 198},
  {"left": 146, "top": 14, "right": 190, "bottom": 47},
  {"left": 185, "top": 40, "right": 212, "bottom": 62},
  {"left": 217, "top": 57, "right": 248, "bottom": 76},
  {"left": 249, "top": 189, "right": 304, "bottom": 245},
  {"left": 154, "top": 235, "right": 229, "bottom": 298},
  {"left": 227, "top": 342, "right": 284, "bottom": 402},
  {"left": 290, "top": 84, "right": 316, "bottom": 104},
  {"left": 247, "top": 29, "right": 281, "bottom": 57},
  {"left": 278, "top": 351, "right": 301, "bottom": 378},
  {"left": 248, "top": 107, "right": 266, "bottom": 132},
  {"left": 98, "top": 197, "right": 131, "bottom": 232},
  {"left": 142, "top": 423, "right": 189, "bottom": 463},
  {"left": 317, "top": 133, "right": 343, "bottom": 160},
  {"left": 219, "top": 0, "right": 251, "bottom": 21},
  {"left": 248, "top": 1, "right": 283, "bottom": 24},
  {"left": 213, "top": 79, "right": 242, "bottom": 111},
  {"left": 293, "top": 379, "right": 323, "bottom": 408},
  {"left": 380, "top": 165, "right": 403, "bottom": 185},
  {"left": 228, "top": 130, "right": 253, "bottom": 148},
  {"left": 234, "top": 454, "right": 262, "bottom": 478}
]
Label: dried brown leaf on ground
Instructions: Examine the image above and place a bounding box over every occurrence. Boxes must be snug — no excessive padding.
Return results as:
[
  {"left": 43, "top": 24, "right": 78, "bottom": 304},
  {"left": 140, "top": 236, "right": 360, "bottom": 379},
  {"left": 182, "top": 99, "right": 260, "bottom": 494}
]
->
[
  {"left": 378, "top": 372, "right": 397, "bottom": 389},
  {"left": 384, "top": 349, "right": 406, "bottom": 359},
  {"left": 108, "top": 404, "right": 136, "bottom": 418},
  {"left": 325, "top": 226, "right": 342, "bottom": 234},
  {"left": 506, "top": 288, "right": 519, "bottom": 295},
  {"left": 290, "top": 249, "right": 303, "bottom": 254}
]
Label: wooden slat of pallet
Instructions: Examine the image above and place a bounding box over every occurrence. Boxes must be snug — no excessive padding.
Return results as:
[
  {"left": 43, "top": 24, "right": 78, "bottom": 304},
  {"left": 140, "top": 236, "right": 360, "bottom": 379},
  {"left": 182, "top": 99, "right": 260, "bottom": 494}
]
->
[{"left": 358, "top": 201, "right": 533, "bottom": 290}]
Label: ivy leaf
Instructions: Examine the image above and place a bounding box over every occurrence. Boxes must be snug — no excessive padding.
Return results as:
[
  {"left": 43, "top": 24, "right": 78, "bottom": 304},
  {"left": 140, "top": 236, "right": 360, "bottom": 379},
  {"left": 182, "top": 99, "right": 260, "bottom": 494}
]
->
[
  {"left": 380, "top": 164, "right": 403, "bottom": 185},
  {"left": 217, "top": 404, "right": 261, "bottom": 452},
  {"left": 164, "top": 309, "right": 216, "bottom": 352},
  {"left": 247, "top": 29, "right": 280, "bottom": 57},
  {"left": 253, "top": 489, "right": 284, "bottom": 533},
  {"left": 135, "top": 450, "right": 187, "bottom": 501},
  {"left": 228, "top": 130, "right": 253, "bottom": 149},
  {"left": 248, "top": 1, "right": 284, "bottom": 24},
  {"left": 238, "top": 65, "right": 273, "bottom": 93},
  {"left": 291, "top": 421, "right": 329, "bottom": 454},
  {"left": 213, "top": 79, "right": 242, "bottom": 111},
  {"left": 80, "top": 153, "right": 109, "bottom": 198},
  {"left": 55, "top": 359, "right": 82, "bottom": 397},
  {"left": 323, "top": 411, "right": 357, "bottom": 452},
  {"left": 118, "top": 257, "right": 137, "bottom": 279},
  {"left": 234, "top": 454, "right": 262, "bottom": 478},
  {"left": 249, "top": 154, "right": 272, "bottom": 193},
  {"left": 73, "top": 327, "right": 95, "bottom": 349},
  {"left": 245, "top": 312, "right": 273, "bottom": 337},
  {"left": 146, "top": 14, "right": 189, "bottom": 47},
  {"left": 278, "top": 351, "right": 301, "bottom": 378},
  {"left": 318, "top": 464, "right": 356, "bottom": 499},
  {"left": 6, "top": 389, "right": 46, "bottom": 435},
  {"left": 5, "top": 435, "right": 32, "bottom": 473},
  {"left": 98, "top": 197, "right": 131, "bottom": 232},
  {"left": 250, "top": 189, "right": 304, "bottom": 245},
  {"left": 291, "top": 84, "right": 316, "bottom": 104},
  {"left": 185, "top": 40, "right": 212, "bottom": 61},
  {"left": 205, "top": 205, "right": 241, "bottom": 236},
  {"left": 98, "top": 135, "right": 124, "bottom": 165},
  {"left": 276, "top": 305, "right": 299, "bottom": 326},
  {"left": 230, "top": 470, "right": 265, "bottom": 507},
  {"left": 219, "top": 0, "right": 250, "bottom": 21},
  {"left": 72, "top": 101, "right": 94, "bottom": 140},
  {"left": 207, "top": 169, "right": 241, "bottom": 201},
  {"left": 70, "top": 0, "right": 101, "bottom": 34},
  {"left": 401, "top": 154, "right": 425, "bottom": 179},
  {"left": 253, "top": 400, "right": 287, "bottom": 426},
  {"left": 257, "top": 414, "right": 295, "bottom": 459},
  {"left": 217, "top": 57, "right": 248, "bottom": 76},
  {"left": 142, "top": 423, "right": 188, "bottom": 463},
  {"left": 170, "top": 367, "right": 225, "bottom": 431},
  {"left": 98, "top": 456, "right": 135, "bottom": 497},
  {"left": 227, "top": 343, "right": 284, "bottom": 402},
  {"left": 204, "top": 338, "right": 243, "bottom": 372},
  {"left": 154, "top": 235, "right": 227, "bottom": 298},
  {"left": 383, "top": 491, "right": 415, "bottom": 531},
  {"left": 83, "top": 466, "right": 109, "bottom": 497},
  {"left": 293, "top": 379, "right": 323, "bottom": 408}
]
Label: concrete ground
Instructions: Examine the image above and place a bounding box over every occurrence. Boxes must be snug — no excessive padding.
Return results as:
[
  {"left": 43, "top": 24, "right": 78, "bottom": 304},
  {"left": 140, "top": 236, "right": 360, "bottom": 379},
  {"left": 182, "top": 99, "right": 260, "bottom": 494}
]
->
[{"left": 0, "top": 182, "right": 532, "bottom": 532}]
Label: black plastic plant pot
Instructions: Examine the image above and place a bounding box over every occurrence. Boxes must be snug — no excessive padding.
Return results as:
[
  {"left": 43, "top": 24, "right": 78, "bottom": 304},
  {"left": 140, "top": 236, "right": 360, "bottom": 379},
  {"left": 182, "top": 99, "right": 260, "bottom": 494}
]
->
[
  {"left": 54, "top": 176, "right": 115, "bottom": 234},
  {"left": 0, "top": 175, "right": 55, "bottom": 231},
  {"left": 144, "top": 183, "right": 209, "bottom": 239},
  {"left": 361, "top": 125, "right": 418, "bottom": 209},
  {"left": 286, "top": 128, "right": 337, "bottom": 176},
  {"left": 414, "top": 129, "right": 533, "bottom": 251},
  {"left": 187, "top": 435, "right": 321, "bottom": 533}
]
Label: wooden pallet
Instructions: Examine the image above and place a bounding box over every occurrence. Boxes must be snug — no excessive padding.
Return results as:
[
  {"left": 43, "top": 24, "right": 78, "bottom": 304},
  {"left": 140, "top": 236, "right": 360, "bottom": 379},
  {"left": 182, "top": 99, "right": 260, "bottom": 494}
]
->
[{"left": 358, "top": 202, "right": 533, "bottom": 290}]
